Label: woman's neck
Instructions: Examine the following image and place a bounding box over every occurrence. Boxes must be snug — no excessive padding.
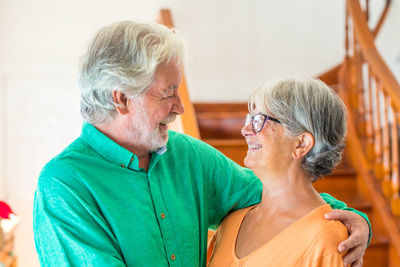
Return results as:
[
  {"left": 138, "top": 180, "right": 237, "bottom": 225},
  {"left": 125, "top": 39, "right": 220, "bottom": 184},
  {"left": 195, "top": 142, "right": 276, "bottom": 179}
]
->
[{"left": 253, "top": 165, "right": 325, "bottom": 212}]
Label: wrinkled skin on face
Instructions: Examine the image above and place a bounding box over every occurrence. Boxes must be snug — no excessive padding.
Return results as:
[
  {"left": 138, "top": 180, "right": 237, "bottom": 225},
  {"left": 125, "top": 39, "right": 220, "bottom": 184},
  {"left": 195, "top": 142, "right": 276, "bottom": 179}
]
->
[{"left": 126, "top": 61, "right": 184, "bottom": 154}]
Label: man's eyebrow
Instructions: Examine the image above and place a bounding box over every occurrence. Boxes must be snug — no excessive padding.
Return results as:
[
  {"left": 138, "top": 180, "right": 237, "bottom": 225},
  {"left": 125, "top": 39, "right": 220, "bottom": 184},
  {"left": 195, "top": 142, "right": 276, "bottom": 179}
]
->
[{"left": 168, "top": 85, "right": 180, "bottom": 91}]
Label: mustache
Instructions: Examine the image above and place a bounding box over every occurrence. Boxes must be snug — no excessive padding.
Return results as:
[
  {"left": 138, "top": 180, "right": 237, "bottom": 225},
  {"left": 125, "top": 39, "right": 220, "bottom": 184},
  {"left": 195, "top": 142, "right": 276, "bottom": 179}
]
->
[{"left": 161, "top": 113, "right": 178, "bottom": 124}]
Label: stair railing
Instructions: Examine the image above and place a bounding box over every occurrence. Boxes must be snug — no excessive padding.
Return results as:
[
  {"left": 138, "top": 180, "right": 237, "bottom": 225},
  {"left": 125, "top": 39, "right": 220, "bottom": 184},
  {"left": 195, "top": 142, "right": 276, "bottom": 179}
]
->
[
  {"left": 340, "top": 0, "right": 400, "bottom": 255},
  {"left": 318, "top": 0, "right": 391, "bottom": 86}
]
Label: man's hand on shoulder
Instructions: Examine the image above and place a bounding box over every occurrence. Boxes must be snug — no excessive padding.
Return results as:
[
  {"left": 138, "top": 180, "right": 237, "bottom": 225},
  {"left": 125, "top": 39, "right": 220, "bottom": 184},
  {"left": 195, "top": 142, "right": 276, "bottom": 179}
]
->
[{"left": 324, "top": 209, "right": 369, "bottom": 267}]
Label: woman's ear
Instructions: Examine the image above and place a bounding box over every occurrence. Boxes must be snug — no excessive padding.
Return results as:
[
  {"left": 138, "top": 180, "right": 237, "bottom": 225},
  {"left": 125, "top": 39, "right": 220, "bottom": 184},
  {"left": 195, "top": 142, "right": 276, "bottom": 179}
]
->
[
  {"left": 112, "top": 90, "right": 129, "bottom": 115},
  {"left": 292, "top": 132, "right": 315, "bottom": 159}
]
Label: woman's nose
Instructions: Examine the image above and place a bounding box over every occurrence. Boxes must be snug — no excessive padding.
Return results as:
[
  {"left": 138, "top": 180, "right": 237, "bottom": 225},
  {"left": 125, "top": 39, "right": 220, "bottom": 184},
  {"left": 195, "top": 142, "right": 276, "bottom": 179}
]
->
[{"left": 241, "top": 123, "right": 254, "bottom": 137}]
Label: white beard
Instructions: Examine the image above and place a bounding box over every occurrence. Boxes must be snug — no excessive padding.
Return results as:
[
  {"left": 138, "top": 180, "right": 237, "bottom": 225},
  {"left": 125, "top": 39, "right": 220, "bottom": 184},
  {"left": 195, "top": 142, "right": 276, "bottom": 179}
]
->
[{"left": 129, "top": 99, "right": 176, "bottom": 153}]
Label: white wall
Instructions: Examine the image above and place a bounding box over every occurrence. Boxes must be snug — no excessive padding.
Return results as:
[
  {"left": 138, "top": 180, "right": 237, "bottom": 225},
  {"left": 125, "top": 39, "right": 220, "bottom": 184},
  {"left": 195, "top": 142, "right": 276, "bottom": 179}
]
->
[
  {"left": 0, "top": 0, "right": 397, "bottom": 266},
  {"left": 0, "top": 0, "right": 348, "bottom": 102},
  {"left": 374, "top": 0, "right": 400, "bottom": 81},
  {"left": 2, "top": 71, "right": 81, "bottom": 266},
  {"left": 0, "top": 76, "right": 5, "bottom": 199},
  {"left": 180, "top": 0, "right": 346, "bottom": 101}
]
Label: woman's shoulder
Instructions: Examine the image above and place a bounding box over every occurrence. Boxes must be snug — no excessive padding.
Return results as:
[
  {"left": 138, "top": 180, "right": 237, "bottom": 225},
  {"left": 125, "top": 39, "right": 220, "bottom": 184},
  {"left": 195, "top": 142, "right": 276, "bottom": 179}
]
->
[
  {"left": 306, "top": 205, "right": 348, "bottom": 239},
  {"left": 302, "top": 204, "right": 348, "bottom": 254},
  {"left": 293, "top": 204, "right": 347, "bottom": 266}
]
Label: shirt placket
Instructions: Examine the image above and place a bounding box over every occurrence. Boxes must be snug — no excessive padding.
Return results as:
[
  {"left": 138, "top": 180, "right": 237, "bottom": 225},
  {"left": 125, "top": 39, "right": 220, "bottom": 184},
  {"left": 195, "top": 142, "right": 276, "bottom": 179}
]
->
[{"left": 147, "top": 172, "right": 179, "bottom": 266}]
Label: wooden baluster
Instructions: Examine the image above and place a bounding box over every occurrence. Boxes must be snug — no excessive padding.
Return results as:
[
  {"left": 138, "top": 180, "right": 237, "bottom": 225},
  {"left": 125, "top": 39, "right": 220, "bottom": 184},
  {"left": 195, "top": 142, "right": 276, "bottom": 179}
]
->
[
  {"left": 365, "top": 66, "right": 375, "bottom": 161},
  {"left": 350, "top": 27, "right": 359, "bottom": 113},
  {"left": 373, "top": 79, "right": 384, "bottom": 179},
  {"left": 382, "top": 95, "right": 392, "bottom": 197},
  {"left": 345, "top": 7, "right": 350, "bottom": 58},
  {"left": 349, "top": 32, "right": 360, "bottom": 125},
  {"left": 365, "top": 0, "right": 370, "bottom": 21},
  {"left": 356, "top": 53, "right": 367, "bottom": 139},
  {"left": 391, "top": 110, "right": 400, "bottom": 215}
]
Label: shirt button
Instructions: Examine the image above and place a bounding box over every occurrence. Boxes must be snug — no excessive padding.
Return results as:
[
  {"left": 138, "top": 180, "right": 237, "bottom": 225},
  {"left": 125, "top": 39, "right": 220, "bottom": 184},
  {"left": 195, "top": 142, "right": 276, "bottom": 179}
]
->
[
  {"left": 171, "top": 254, "right": 176, "bottom": 261},
  {"left": 130, "top": 158, "right": 134, "bottom": 162},
  {"left": 120, "top": 164, "right": 125, "bottom": 168},
  {"left": 161, "top": 213, "right": 166, "bottom": 219}
]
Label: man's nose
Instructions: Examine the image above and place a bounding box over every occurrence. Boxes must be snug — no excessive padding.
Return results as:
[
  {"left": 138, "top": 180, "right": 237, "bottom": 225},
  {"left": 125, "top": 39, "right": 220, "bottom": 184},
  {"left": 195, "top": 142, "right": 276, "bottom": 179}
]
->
[{"left": 172, "top": 93, "right": 185, "bottom": 115}]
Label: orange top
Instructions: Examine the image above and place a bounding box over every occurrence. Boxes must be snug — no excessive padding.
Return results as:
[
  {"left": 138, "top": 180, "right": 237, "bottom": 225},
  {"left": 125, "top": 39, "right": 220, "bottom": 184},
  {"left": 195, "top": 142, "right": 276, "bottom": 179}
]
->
[{"left": 207, "top": 204, "right": 348, "bottom": 267}]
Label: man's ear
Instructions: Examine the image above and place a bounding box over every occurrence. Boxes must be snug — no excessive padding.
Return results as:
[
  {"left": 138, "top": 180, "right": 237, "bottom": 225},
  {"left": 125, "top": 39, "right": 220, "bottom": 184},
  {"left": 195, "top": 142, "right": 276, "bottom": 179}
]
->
[
  {"left": 292, "top": 132, "right": 315, "bottom": 159},
  {"left": 113, "top": 90, "right": 129, "bottom": 115}
]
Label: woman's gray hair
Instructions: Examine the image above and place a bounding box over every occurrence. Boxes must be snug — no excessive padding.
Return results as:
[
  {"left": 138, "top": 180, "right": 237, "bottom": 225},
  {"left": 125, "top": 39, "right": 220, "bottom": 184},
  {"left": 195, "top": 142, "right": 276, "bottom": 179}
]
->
[
  {"left": 249, "top": 77, "right": 347, "bottom": 181},
  {"left": 78, "top": 20, "right": 186, "bottom": 125}
]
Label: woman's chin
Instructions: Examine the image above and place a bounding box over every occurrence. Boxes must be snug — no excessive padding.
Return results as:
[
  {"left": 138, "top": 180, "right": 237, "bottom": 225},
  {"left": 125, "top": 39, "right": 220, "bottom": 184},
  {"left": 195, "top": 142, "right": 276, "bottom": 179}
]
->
[{"left": 243, "top": 156, "right": 253, "bottom": 168}]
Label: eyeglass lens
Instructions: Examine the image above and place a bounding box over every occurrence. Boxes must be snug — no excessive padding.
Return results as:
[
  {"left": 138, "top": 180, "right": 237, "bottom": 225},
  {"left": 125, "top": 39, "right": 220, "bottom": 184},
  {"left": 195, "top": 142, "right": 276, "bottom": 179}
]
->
[{"left": 245, "top": 114, "right": 266, "bottom": 132}]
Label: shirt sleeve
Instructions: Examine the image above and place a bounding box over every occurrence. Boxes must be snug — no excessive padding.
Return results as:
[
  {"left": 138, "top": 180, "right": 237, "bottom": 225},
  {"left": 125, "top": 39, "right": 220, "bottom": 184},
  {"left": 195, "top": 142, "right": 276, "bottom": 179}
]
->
[
  {"left": 208, "top": 158, "right": 262, "bottom": 230},
  {"left": 33, "top": 172, "right": 126, "bottom": 267},
  {"left": 189, "top": 138, "right": 262, "bottom": 230},
  {"left": 320, "top": 192, "right": 372, "bottom": 246}
]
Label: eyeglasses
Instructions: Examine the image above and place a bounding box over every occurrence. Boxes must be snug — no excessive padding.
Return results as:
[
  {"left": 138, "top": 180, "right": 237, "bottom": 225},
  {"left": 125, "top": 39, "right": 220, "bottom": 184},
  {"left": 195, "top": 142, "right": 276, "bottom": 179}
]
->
[{"left": 245, "top": 113, "right": 281, "bottom": 133}]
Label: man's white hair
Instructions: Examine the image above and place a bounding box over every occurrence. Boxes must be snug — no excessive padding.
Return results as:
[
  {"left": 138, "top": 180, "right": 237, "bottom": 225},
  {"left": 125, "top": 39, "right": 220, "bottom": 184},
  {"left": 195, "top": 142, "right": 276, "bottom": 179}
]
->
[{"left": 78, "top": 20, "right": 186, "bottom": 125}]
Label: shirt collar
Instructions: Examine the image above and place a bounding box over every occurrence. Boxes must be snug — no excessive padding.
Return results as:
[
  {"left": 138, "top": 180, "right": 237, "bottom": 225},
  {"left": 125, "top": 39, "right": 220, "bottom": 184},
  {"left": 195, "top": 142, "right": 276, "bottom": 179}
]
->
[{"left": 80, "top": 122, "right": 167, "bottom": 171}]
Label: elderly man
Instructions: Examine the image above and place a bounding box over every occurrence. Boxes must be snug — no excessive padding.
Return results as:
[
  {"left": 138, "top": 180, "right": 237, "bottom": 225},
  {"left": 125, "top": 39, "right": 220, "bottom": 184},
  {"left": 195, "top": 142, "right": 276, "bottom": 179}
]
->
[{"left": 33, "top": 21, "right": 370, "bottom": 267}]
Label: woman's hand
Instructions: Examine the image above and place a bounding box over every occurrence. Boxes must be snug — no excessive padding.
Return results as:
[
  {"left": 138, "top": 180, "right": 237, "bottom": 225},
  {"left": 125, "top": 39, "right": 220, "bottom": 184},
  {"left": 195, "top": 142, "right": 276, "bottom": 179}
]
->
[{"left": 324, "top": 209, "right": 370, "bottom": 267}]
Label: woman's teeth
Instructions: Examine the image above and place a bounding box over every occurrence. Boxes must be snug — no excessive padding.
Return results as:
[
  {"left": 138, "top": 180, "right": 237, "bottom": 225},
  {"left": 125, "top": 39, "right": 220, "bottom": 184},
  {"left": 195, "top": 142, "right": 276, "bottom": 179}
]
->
[{"left": 248, "top": 144, "right": 262, "bottom": 150}]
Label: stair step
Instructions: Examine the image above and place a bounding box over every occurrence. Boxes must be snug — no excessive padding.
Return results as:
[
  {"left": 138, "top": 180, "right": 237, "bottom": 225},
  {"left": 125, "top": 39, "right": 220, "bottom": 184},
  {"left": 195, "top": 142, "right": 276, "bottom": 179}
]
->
[
  {"left": 347, "top": 197, "right": 373, "bottom": 215},
  {"left": 313, "top": 175, "right": 358, "bottom": 200},
  {"left": 205, "top": 138, "right": 247, "bottom": 166},
  {"left": 331, "top": 166, "right": 357, "bottom": 177},
  {"left": 364, "top": 233, "right": 389, "bottom": 267},
  {"left": 205, "top": 139, "right": 246, "bottom": 146},
  {"left": 341, "top": 196, "right": 373, "bottom": 218},
  {"left": 194, "top": 103, "right": 247, "bottom": 139}
]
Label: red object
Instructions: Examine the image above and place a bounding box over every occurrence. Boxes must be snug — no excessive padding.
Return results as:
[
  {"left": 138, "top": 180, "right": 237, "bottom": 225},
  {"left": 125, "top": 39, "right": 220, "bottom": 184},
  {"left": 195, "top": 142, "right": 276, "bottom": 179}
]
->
[{"left": 0, "top": 201, "right": 13, "bottom": 219}]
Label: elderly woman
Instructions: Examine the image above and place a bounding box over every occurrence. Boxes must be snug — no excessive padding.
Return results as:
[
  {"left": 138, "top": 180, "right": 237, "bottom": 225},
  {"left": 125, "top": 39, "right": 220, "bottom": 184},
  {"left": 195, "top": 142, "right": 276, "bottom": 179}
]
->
[{"left": 208, "top": 78, "right": 350, "bottom": 266}]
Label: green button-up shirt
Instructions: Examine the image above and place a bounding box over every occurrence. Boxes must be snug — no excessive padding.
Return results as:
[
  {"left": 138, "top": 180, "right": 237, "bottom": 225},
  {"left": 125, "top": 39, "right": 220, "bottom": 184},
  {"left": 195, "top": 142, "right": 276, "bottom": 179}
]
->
[{"left": 33, "top": 123, "right": 369, "bottom": 267}]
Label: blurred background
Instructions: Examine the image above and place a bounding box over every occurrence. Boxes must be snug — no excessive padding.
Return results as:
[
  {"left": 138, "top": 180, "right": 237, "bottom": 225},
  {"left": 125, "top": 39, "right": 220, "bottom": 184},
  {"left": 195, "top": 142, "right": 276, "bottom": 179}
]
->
[{"left": 0, "top": 0, "right": 399, "bottom": 266}]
